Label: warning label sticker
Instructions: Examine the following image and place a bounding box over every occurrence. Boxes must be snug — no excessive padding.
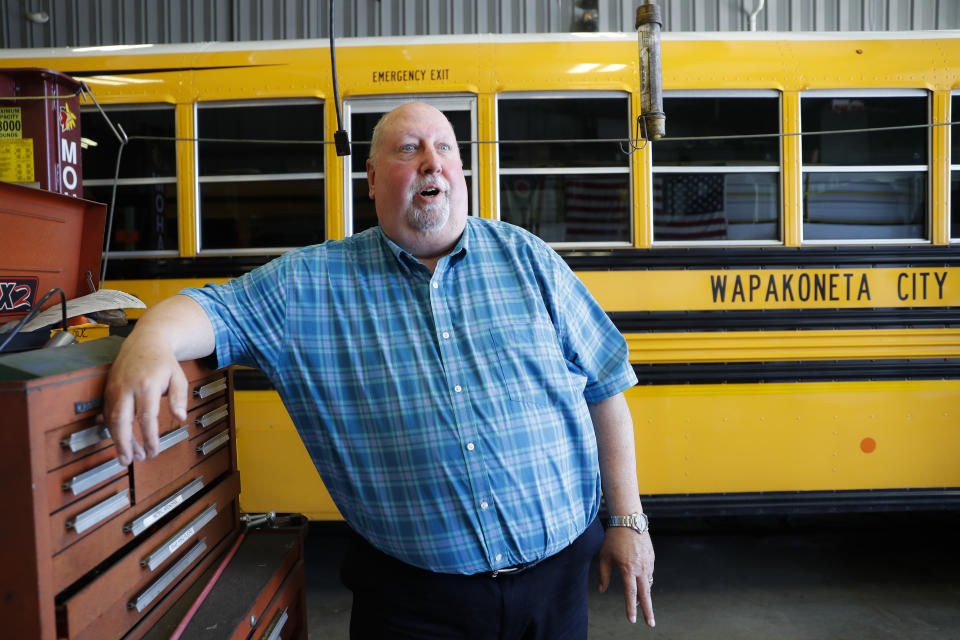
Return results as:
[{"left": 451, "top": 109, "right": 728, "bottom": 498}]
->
[
  {"left": 0, "top": 107, "right": 23, "bottom": 139},
  {"left": 0, "top": 138, "right": 35, "bottom": 182}
]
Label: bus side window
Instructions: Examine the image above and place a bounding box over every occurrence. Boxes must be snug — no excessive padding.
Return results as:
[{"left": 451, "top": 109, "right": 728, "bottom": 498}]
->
[
  {"left": 196, "top": 100, "right": 325, "bottom": 252},
  {"left": 801, "top": 92, "right": 928, "bottom": 242},
  {"left": 81, "top": 105, "right": 178, "bottom": 255},
  {"left": 652, "top": 93, "right": 781, "bottom": 244},
  {"left": 497, "top": 93, "right": 631, "bottom": 246},
  {"left": 951, "top": 92, "right": 960, "bottom": 242}
]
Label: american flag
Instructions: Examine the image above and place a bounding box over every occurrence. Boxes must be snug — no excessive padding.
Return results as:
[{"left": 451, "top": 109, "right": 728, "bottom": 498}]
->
[
  {"left": 563, "top": 176, "right": 630, "bottom": 241},
  {"left": 653, "top": 174, "right": 728, "bottom": 240}
]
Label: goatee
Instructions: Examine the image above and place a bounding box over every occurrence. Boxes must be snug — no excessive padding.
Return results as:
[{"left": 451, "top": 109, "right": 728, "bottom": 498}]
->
[{"left": 407, "top": 175, "right": 451, "bottom": 232}]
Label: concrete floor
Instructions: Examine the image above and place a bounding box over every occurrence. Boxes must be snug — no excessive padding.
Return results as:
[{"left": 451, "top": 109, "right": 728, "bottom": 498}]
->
[{"left": 303, "top": 511, "right": 960, "bottom": 639}]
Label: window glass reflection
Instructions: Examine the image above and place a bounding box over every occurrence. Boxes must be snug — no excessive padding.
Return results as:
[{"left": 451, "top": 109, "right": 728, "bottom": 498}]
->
[
  {"left": 196, "top": 102, "right": 325, "bottom": 250},
  {"left": 497, "top": 95, "right": 631, "bottom": 243},
  {"left": 654, "top": 97, "right": 779, "bottom": 166},
  {"left": 651, "top": 95, "right": 781, "bottom": 243},
  {"left": 653, "top": 173, "right": 778, "bottom": 241},
  {"left": 952, "top": 95, "right": 959, "bottom": 240},
  {"left": 200, "top": 180, "right": 325, "bottom": 249},
  {"left": 950, "top": 173, "right": 960, "bottom": 240},
  {"left": 500, "top": 174, "right": 630, "bottom": 243},
  {"left": 198, "top": 103, "right": 324, "bottom": 175},
  {"left": 803, "top": 172, "right": 926, "bottom": 240},
  {"left": 81, "top": 106, "right": 177, "bottom": 253},
  {"left": 801, "top": 96, "right": 927, "bottom": 166},
  {"left": 499, "top": 98, "right": 629, "bottom": 168},
  {"left": 952, "top": 95, "right": 960, "bottom": 162},
  {"left": 81, "top": 107, "right": 175, "bottom": 179},
  {"left": 84, "top": 183, "right": 178, "bottom": 252}
]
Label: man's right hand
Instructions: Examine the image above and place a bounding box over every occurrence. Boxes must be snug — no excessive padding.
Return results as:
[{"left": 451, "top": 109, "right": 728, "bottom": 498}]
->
[
  {"left": 102, "top": 294, "right": 217, "bottom": 466},
  {"left": 104, "top": 334, "right": 189, "bottom": 466}
]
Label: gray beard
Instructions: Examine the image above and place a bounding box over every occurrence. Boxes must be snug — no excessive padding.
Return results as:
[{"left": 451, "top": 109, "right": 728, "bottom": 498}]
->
[{"left": 406, "top": 198, "right": 450, "bottom": 232}]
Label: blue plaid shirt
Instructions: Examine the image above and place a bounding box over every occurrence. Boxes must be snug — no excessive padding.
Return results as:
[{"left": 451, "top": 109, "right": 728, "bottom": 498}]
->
[{"left": 182, "top": 217, "right": 636, "bottom": 574}]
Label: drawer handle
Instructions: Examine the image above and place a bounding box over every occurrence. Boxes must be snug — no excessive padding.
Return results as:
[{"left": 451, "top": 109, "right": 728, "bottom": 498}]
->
[
  {"left": 131, "top": 538, "right": 207, "bottom": 612},
  {"left": 262, "top": 607, "right": 289, "bottom": 640},
  {"left": 195, "top": 404, "right": 229, "bottom": 429},
  {"left": 196, "top": 430, "right": 230, "bottom": 456},
  {"left": 63, "top": 458, "right": 126, "bottom": 495},
  {"left": 67, "top": 489, "right": 131, "bottom": 534},
  {"left": 193, "top": 377, "right": 227, "bottom": 399},
  {"left": 143, "top": 503, "right": 218, "bottom": 571},
  {"left": 156, "top": 426, "right": 190, "bottom": 454},
  {"left": 61, "top": 424, "right": 111, "bottom": 453},
  {"left": 126, "top": 477, "right": 205, "bottom": 536}
]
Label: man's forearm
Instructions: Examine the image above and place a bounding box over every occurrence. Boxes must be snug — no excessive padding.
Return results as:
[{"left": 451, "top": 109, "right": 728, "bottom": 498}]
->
[
  {"left": 590, "top": 391, "right": 656, "bottom": 627},
  {"left": 589, "top": 392, "right": 644, "bottom": 514},
  {"left": 128, "top": 294, "right": 216, "bottom": 361}
]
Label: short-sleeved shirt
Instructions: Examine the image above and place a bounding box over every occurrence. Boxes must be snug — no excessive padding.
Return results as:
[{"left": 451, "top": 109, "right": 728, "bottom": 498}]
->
[{"left": 182, "top": 217, "right": 636, "bottom": 574}]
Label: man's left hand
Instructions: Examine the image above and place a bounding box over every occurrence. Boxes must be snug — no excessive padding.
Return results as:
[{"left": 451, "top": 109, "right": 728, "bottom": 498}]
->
[{"left": 596, "top": 525, "right": 656, "bottom": 627}]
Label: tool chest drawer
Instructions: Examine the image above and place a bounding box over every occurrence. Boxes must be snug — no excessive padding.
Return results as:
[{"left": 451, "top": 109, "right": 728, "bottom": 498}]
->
[
  {"left": 51, "top": 447, "right": 235, "bottom": 593},
  {"left": 0, "top": 336, "right": 241, "bottom": 640},
  {"left": 56, "top": 473, "right": 241, "bottom": 640},
  {"left": 131, "top": 401, "right": 232, "bottom": 499}
]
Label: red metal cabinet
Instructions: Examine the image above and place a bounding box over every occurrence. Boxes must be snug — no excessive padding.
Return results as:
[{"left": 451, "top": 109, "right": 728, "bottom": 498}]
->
[{"left": 0, "top": 336, "right": 241, "bottom": 640}]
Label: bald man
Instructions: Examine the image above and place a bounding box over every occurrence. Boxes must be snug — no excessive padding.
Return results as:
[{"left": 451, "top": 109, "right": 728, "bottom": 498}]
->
[{"left": 105, "top": 102, "right": 655, "bottom": 639}]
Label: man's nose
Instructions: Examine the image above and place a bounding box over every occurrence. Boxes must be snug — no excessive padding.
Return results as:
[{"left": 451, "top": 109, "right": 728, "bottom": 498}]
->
[{"left": 420, "top": 146, "right": 442, "bottom": 174}]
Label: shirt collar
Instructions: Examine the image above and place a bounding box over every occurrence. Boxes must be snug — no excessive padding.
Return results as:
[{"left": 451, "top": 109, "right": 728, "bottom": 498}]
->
[{"left": 377, "top": 219, "right": 471, "bottom": 274}]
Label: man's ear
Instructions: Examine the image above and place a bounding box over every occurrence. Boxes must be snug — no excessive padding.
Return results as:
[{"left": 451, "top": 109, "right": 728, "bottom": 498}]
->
[{"left": 366, "top": 158, "right": 376, "bottom": 199}]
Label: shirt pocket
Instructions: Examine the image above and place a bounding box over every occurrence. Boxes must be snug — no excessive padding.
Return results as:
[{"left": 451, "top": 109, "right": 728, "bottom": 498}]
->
[{"left": 488, "top": 321, "right": 575, "bottom": 407}]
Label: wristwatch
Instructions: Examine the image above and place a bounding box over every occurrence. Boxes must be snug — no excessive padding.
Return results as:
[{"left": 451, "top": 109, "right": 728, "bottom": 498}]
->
[{"left": 606, "top": 512, "right": 650, "bottom": 534}]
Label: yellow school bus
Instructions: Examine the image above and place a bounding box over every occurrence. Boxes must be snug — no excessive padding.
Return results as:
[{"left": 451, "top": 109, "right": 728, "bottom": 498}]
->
[{"left": 2, "top": 31, "right": 958, "bottom": 517}]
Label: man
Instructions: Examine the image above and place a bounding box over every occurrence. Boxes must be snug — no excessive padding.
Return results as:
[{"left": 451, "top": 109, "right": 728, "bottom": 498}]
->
[{"left": 105, "top": 102, "right": 655, "bottom": 638}]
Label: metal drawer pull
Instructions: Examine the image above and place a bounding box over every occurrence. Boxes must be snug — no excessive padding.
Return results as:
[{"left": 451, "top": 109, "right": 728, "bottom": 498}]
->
[
  {"left": 262, "top": 607, "right": 289, "bottom": 640},
  {"left": 67, "top": 489, "right": 130, "bottom": 534},
  {"left": 194, "top": 377, "right": 227, "bottom": 399},
  {"left": 196, "top": 430, "right": 229, "bottom": 456},
  {"left": 61, "top": 424, "right": 111, "bottom": 453},
  {"left": 63, "top": 458, "right": 126, "bottom": 495},
  {"left": 156, "top": 426, "right": 190, "bottom": 453},
  {"left": 196, "top": 404, "right": 229, "bottom": 428},
  {"left": 143, "top": 503, "right": 218, "bottom": 571},
  {"left": 126, "top": 477, "right": 205, "bottom": 536},
  {"left": 131, "top": 538, "right": 207, "bottom": 612}
]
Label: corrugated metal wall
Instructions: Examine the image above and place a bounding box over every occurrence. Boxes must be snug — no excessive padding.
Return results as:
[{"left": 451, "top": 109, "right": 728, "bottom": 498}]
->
[{"left": 2, "top": 0, "right": 959, "bottom": 49}]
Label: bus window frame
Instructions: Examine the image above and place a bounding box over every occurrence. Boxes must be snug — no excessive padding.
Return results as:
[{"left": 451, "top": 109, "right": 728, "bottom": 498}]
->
[
  {"left": 495, "top": 90, "right": 634, "bottom": 249},
  {"left": 342, "top": 94, "right": 479, "bottom": 238},
  {"left": 799, "top": 88, "right": 931, "bottom": 246},
  {"left": 652, "top": 89, "right": 783, "bottom": 248},
  {"left": 81, "top": 102, "right": 180, "bottom": 258},
  {"left": 194, "top": 97, "right": 326, "bottom": 256}
]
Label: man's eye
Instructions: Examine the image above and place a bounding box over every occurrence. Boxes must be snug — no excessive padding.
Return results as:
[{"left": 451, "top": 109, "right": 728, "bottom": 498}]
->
[
  {"left": 400, "top": 144, "right": 416, "bottom": 152},
  {"left": 438, "top": 143, "right": 451, "bottom": 151}
]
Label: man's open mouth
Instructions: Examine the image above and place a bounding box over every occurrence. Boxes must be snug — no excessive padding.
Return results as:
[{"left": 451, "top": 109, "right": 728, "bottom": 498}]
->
[{"left": 420, "top": 187, "right": 440, "bottom": 197}]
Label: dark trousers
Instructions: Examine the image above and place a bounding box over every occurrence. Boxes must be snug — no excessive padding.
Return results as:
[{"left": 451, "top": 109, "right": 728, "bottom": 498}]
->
[{"left": 340, "top": 518, "right": 605, "bottom": 640}]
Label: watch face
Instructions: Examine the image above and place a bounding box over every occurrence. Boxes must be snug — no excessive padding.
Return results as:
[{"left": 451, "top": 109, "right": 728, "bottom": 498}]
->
[{"left": 630, "top": 513, "right": 647, "bottom": 532}]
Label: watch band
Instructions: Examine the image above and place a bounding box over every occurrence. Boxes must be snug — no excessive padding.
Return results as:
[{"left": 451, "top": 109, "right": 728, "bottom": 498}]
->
[{"left": 605, "top": 512, "right": 649, "bottom": 534}]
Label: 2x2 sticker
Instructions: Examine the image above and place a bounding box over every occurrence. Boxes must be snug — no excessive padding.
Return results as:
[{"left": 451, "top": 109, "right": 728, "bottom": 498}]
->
[{"left": 0, "top": 277, "right": 38, "bottom": 317}]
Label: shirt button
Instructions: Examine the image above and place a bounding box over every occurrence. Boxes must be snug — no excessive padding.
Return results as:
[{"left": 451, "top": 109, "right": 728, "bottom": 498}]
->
[
  {"left": 432, "top": 282, "right": 439, "bottom": 289},
  {"left": 441, "top": 331, "right": 450, "bottom": 339},
  {"left": 466, "top": 442, "right": 475, "bottom": 451},
  {"left": 480, "top": 501, "right": 489, "bottom": 510},
  {"left": 495, "top": 553, "right": 503, "bottom": 562},
  {"left": 454, "top": 385, "right": 462, "bottom": 393}
]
